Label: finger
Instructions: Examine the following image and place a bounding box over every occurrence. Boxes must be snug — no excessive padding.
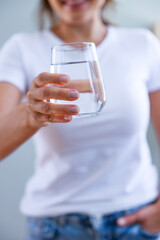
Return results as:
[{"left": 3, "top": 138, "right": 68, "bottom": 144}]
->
[
  {"left": 35, "top": 72, "right": 70, "bottom": 87},
  {"left": 28, "top": 86, "right": 79, "bottom": 101},
  {"left": 65, "top": 79, "right": 92, "bottom": 93},
  {"left": 28, "top": 102, "right": 79, "bottom": 116},
  {"left": 117, "top": 212, "right": 139, "bottom": 227},
  {"left": 48, "top": 114, "right": 72, "bottom": 123},
  {"left": 117, "top": 203, "right": 158, "bottom": 227},
  {"left": 29, "top": 110, "right": 72, "bottom": 124},
  {"left": 135, "top": 204, "right": 158, "bottom": 220}
]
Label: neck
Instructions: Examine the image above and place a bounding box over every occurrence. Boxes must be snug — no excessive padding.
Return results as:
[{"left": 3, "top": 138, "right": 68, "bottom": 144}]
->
[{"left": 52, "top": 17, "right": 108, "bottom": 46}]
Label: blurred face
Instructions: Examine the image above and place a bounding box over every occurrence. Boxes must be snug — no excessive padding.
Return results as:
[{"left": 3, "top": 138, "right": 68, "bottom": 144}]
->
[{"left": 47, "top": 0, "right": 106, "bottom": 25}]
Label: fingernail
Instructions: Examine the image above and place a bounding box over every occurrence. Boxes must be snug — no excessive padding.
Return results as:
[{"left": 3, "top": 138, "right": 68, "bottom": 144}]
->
[
  {"left": 69, "top": 91, "right": 79, "bottom": 98},
  {"left": 70, "top": 106, "right": 78, "bottom": 113},
  {"left": 117, "top": 218, "right": 126, "bottom": 226},
  {"left": 44, "top": 122, "right": 51, "bottom": 126},
  {"left": 60, "top": 75, "right": 69, "bottom": 83},
  {"left": 64, "top": 116, "right": 71, "bottom": 121}
]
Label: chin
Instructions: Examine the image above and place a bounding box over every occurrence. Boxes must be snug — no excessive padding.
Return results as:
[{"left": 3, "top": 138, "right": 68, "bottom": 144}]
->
[{"left": 65, "top": 15, "right": 92, "bottom": 26}]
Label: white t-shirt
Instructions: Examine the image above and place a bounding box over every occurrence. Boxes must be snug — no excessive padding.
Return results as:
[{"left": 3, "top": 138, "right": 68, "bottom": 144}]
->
[{"left": 0, "top": 26, "right": 160, "bottom": 217}]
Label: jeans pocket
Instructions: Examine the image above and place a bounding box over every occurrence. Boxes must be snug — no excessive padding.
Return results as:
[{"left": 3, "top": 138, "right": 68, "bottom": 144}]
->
[
  {"left": 139, "top": 224, "right": 160, "bottom": 239},
  {"left": 27, "top": 217, "right": 56, "bottom": 239}
]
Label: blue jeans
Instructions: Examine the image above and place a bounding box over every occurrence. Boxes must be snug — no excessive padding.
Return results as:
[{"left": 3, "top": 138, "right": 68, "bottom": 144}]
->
[{"left": 26, "top": 203, "right": 160, "bottom": 240}]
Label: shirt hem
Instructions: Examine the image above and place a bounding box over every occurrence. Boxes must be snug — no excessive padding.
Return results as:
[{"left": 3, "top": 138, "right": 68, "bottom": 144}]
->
[{"left": 20, "top": 190, "right": 159, "bottom": 218}]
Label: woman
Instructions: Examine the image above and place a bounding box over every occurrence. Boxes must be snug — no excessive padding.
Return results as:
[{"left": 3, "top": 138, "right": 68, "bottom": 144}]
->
[{"left": 0, "top": 0, "right": 160, "bottom": 239}]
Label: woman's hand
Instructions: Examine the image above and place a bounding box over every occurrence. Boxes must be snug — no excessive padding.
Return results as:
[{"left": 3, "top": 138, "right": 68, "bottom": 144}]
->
[
  {"left": 117, "top": 198, "right": 160, "bottom": 233},
  {"left": 27, "top": 72, "right": 79, "bottom": 128}
]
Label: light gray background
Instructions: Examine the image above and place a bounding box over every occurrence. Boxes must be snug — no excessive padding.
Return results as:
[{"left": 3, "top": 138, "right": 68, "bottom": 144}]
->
[{"left": 0, "top": 0, "right": 160, "bottom": 239}]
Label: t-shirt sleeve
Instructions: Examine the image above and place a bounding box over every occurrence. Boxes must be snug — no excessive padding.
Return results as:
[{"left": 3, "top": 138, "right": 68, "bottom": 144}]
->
[
  {"left": 145, "top": 31, "right": 160, "bottom": 93},
  {"left": 0, "top": 34, "right": 28, "bottom": 94}
]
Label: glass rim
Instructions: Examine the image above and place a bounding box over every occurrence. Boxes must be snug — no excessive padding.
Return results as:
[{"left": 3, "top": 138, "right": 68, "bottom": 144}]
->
[{"left": 51, "top": 42, "right": 95, "bottom": 51}]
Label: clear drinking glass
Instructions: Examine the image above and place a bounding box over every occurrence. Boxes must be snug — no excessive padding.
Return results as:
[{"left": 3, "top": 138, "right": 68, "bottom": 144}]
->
[{"left": 50, "top": 42, "right": 106, "bottom": 119}]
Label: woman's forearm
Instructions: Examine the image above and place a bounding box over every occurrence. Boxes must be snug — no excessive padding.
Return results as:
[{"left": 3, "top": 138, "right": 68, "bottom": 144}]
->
[
  {"left": 0, "top": 72, "right": 80, "bottom": 160},
  {"left": 0, "top": 103, "right": 40, "bottom": 160}
]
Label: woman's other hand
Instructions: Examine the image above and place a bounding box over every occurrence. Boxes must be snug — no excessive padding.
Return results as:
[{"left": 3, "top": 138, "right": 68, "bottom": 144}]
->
[
  {"left": 27, "top": 72, "right": 79, "bottom": 128},
  {"left": 117, "top": 198, "right": 160, "bottom": 234}
]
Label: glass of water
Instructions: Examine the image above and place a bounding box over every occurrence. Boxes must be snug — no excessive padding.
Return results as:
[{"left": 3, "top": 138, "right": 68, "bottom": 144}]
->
[{"left": 50, "top": 42, "right": 106, "bottom": 119}]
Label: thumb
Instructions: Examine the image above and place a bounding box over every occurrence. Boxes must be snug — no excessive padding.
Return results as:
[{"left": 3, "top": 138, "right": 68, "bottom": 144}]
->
[
  {"left": 117, "top": 212, "right": 139, "bottom": 227},
  {"left": 117, "top": 203, "right": 157, "bottom": 227}
]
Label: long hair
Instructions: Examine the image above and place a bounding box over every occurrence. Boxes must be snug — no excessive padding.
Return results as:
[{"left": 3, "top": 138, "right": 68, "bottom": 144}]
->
[{"left": 39, "top": 0, "right": 115, "bottom": 29}]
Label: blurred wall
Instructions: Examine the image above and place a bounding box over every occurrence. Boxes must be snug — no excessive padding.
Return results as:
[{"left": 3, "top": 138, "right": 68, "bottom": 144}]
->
[
  {"left": 106, "top": 0, "right": 160, "bottom": 29},
  {"left": 0, "top": 0, "right": 160, "bottom": 240}
]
